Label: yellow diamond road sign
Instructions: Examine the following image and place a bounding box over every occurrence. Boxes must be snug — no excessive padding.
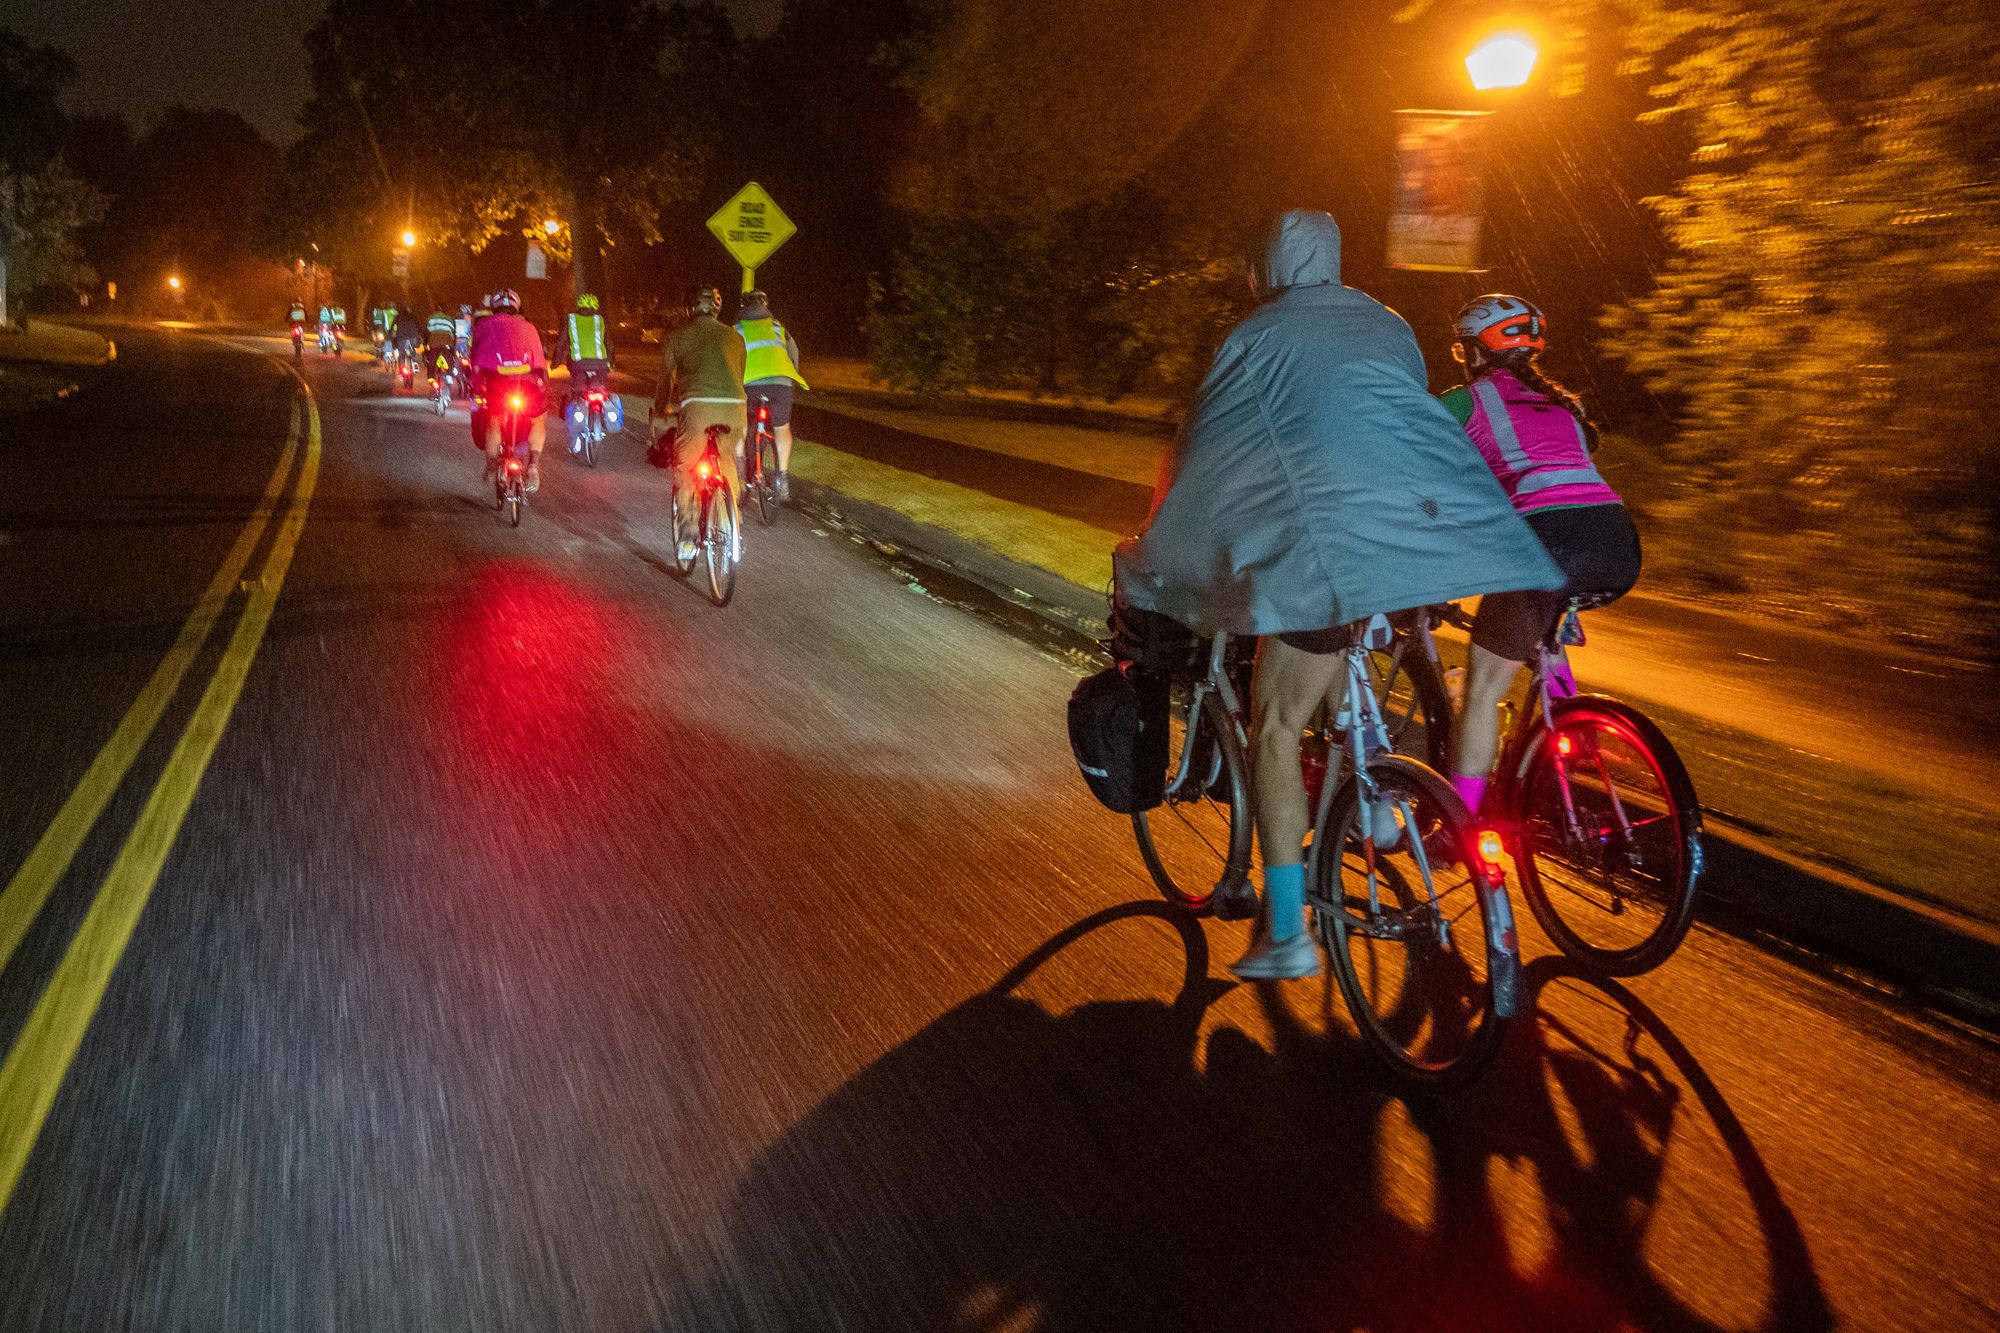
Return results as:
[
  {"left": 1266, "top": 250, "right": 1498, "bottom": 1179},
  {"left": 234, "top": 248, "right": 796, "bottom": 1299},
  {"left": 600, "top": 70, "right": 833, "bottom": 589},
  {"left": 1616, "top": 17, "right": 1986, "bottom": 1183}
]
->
[{"left": 707, "top": 182, "right": 796, "bottom": 272}]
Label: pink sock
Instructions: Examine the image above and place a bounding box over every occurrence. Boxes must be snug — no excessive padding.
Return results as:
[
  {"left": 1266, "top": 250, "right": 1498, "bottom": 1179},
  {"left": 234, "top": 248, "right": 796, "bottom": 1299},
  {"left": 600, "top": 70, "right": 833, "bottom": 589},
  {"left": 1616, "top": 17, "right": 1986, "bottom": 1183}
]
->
[{"left": 1452, "top": 774, "right": 1487, "bottom": 816}]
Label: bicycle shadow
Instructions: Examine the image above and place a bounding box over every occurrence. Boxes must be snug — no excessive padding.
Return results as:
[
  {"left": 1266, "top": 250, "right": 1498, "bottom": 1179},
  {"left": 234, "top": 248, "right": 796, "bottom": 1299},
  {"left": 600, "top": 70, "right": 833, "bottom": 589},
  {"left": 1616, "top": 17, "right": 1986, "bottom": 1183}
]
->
[{"left": 651, "top": 907, "right": 1830, "bottom": 1332}]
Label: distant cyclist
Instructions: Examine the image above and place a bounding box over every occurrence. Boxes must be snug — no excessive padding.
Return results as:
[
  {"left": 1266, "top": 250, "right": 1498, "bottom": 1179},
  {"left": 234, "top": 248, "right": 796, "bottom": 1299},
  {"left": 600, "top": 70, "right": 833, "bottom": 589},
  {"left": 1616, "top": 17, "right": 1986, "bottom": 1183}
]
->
[
  {"left": 453, "top": 303, "right": 473, "bottom": 356},
  {"left": 466, "top": 287, "right": 550, "bottom": 492},
  {"left": 391, "top": 306, "right": 425, "bottom": 371},
  {"left": 424, "top": 306, "right": 459, "bottom": 383},
  {"left": 551, "top": 291, "right": 612, "bottom": 385},
  {"left": 1439, "top": 294, "right": 1642, "bottom": 817},
  {"left": 734, "top": 289, "right": 806, "bottom": 500},
  {"left": 649, "top": 285, "right": 746, "bottom": 563}
]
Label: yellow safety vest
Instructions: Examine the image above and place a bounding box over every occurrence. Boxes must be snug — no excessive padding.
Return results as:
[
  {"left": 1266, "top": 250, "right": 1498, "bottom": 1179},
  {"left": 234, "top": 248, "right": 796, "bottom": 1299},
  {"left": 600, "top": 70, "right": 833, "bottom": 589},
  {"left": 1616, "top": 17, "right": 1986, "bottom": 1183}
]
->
[
  {"left": 565, "top": 312, "right": 607, "bottom": 362},
  {"left": 736, "top": 317, "right": 807, "bottom": 388}
]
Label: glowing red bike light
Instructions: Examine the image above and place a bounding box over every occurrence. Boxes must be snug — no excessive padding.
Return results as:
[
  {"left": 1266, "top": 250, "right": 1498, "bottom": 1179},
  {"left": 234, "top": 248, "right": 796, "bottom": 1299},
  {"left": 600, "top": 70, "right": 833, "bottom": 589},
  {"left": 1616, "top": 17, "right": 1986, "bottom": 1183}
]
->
[
  {"left": 509, "top": 393, "right": 524, "bottom": 410},
  {"left": 1476, "top": 829, "right": 1506, "bottom": 866},
  {"left": 1557, "top": 734, "right": 1574, "bottom": 757},
  {"left": 696, "top": 460, "right": 712, "bottom": 479}
]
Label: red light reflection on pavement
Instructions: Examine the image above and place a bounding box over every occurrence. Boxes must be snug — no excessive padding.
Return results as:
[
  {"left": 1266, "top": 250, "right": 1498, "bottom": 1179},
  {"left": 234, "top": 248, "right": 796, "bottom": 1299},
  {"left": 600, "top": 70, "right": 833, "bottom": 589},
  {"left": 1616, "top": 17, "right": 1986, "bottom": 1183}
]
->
[{"left": 438, "top": 565, "right": 647, "bottom": 825}]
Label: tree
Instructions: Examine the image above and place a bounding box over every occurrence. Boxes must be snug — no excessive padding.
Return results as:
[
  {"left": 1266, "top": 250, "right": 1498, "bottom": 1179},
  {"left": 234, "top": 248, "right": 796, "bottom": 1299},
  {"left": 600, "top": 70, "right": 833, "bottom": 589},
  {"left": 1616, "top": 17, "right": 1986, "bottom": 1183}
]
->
[
  {"left": 264, "top": 0, "right": 718, "bottom": 306},
  {"left": 0, "top": 28, "right": 103, "bottom": 323}
]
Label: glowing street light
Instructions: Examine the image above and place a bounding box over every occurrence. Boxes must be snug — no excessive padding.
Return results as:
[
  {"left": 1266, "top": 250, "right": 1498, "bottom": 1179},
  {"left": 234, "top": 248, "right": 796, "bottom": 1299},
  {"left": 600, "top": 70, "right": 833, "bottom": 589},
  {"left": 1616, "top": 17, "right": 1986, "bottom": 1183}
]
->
[
  {"left": 1466, "top": 32, "right": 1539, "bottom": 91},
  {"left": 400, "top": 229, "right": 418, "bottom": 248},
  {"left": 166, "top": 275, "right": 183, "bottom": 291},
  {"left": 542, "top": 218, "right": 562, "bottom": 235}
]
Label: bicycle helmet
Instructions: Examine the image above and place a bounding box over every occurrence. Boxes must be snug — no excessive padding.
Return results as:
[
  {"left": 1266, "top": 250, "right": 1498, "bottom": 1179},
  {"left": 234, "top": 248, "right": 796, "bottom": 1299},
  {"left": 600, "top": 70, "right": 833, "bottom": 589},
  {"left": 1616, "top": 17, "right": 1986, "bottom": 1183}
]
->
[
  {"left": 685, "top": 285, "right": 721, "bottom": 316},
  {"left": 459, "top": 304, "right": 471, "bottom": 316},
  {"left": 491, "top": 288, "right": 522, "bottom": 313},
  {"left": 575, "top": 292, "right": 599, "bottom": 311},
  {"left": 1453, "top": 294, "right": 1546, "bottom": 353}
]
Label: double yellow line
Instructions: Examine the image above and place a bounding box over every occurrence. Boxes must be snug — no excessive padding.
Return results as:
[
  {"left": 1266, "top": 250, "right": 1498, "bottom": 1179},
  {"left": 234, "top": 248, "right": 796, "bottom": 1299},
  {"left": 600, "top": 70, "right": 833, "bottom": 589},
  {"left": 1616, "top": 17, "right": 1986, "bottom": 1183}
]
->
[{"left": 0, "top": 361, "right": 321, "bottom": 1215}]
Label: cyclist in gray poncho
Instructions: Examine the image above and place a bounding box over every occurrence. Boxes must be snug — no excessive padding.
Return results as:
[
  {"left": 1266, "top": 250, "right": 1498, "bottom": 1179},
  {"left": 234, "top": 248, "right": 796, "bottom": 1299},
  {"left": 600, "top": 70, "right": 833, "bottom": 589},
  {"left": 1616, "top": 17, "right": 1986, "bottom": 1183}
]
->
[{"left": 1114, "top": 208, "right": 1560, "bottom": 980}]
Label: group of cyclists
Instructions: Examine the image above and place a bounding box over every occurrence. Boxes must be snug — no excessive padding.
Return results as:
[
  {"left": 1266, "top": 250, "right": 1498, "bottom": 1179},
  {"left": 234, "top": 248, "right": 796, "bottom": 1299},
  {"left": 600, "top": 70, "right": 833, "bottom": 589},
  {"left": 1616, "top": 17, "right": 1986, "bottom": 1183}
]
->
[
  {"left": 300, "top": 284, "right": 806, "bottom": 563},
  {"left": 1113, "top": 208, "right": 1640, "bottom": 982},
  {"left": 285, "top": 301, "right": 349, "bottom": 357}
]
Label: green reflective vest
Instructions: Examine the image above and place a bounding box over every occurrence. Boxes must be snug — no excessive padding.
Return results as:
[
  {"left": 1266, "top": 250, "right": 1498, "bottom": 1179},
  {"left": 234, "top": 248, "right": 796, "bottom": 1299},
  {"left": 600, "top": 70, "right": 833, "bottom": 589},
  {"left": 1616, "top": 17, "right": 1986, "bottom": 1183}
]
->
[
  {"left": 737, "top": 317, "right": 807, "bottom": 388},
  {"left": 566, "top": 312, "right": 607, "bottom": 362}
]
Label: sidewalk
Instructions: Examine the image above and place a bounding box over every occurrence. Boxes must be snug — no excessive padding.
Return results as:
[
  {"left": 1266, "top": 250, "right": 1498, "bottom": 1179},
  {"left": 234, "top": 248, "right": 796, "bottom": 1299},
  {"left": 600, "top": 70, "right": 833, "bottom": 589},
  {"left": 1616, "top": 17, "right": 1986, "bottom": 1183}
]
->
[{"left": 0, "top": 319, "right": 114, "bottom": 409}]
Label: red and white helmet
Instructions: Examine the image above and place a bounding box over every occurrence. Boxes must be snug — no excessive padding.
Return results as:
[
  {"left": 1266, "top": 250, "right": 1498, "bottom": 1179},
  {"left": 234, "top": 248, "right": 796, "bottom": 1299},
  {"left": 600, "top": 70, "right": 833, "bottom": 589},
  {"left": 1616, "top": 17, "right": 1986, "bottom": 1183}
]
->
[
  {"left": 491, "top": 288, "right": 522, "bottom": 313},
  {"left": 1453, "top": 293, "right": 1546, "bottom": 353}
]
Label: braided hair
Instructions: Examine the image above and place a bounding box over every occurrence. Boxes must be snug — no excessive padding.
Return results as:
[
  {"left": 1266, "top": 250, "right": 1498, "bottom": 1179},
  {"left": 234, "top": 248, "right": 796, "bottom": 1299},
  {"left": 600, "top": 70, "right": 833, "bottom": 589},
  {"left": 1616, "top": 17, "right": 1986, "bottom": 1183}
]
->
[{"left": 1490, "top": 348, "right": 1602, "bottom": 453}]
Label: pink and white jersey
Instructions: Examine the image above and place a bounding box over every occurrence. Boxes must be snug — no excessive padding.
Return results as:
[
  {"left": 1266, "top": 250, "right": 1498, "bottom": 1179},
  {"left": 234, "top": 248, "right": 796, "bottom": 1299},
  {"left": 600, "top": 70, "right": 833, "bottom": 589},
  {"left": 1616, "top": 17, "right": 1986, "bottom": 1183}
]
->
[
  {"left": 1464, "top": 368, "right": 1620, "bottom": 513},
  {"left": 467, "top": 312, "right": 547, "bottom": 376}
]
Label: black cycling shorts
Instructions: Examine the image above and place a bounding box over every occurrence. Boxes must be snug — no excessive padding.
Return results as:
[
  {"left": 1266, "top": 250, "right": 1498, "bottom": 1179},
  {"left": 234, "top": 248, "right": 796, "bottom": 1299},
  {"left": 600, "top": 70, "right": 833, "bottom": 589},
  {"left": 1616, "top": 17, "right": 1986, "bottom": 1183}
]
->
[
  {"left": 1472, "top": 503, "right": 1642, "bottom": 661},
  {"left": 746, "top": 381, "right": 795, "bottom": 428}
]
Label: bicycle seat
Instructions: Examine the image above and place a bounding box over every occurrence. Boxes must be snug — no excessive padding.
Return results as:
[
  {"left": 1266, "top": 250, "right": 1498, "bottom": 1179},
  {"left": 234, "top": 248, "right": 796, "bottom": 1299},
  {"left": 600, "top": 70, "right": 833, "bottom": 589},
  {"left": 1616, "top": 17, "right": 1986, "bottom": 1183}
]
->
[{"left": 704, "top": 423, "right": 730, "bottom": 446}]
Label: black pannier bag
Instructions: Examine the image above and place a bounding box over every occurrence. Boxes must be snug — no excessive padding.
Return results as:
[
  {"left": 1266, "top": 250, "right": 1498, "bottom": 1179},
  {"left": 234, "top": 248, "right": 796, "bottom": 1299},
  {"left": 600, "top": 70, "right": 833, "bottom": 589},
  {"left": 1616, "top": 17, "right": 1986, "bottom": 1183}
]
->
[{"left": 1067, "top": 664, "right": 1170, "bottom": 814}]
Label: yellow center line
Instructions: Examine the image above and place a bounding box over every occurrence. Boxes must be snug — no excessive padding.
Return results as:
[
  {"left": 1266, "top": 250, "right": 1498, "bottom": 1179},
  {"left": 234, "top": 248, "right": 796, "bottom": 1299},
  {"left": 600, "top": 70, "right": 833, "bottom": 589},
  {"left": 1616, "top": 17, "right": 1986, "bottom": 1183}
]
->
[
  {"left": 0, "top": 372, "right": 323, "bottom": 1216},
  {"left": 0, "top": 402, "right": 302, "bottom": 979}
]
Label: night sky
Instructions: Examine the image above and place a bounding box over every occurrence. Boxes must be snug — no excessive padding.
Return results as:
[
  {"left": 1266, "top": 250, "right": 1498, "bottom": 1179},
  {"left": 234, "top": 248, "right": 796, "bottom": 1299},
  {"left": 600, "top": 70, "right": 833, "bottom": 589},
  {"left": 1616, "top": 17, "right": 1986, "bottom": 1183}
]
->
[{"left": 6, "top": 0, "right": 786, "bottom": 145}]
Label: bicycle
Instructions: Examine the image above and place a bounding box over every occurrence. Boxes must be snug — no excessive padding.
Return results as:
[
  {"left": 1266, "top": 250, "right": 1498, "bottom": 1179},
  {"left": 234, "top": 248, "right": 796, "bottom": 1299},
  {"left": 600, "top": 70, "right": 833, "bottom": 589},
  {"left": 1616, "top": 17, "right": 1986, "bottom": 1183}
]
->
[
  {"left": 742, "top": 400, "right": 782, "bottom": 526},
  {"left": 480, "top": 380, "right": 540, "bottom": 528},
  {"left": 1373, "top": 598, "right": 1704, "bottom": 976},
  {"left": 429, "top": 352, "right": 456, "bottom": 416},
  {"left": 563, "top": 373, "right": 610, "bottom": 468},
  {"left": 290, "top": 323, "right": 305, "bottom": 364},
  {"left": 1127, "top": 614, "right": 1521, "bottom": 1088},
  {"left": 670, "top": 423, "right": 739, "bottom": 606}
]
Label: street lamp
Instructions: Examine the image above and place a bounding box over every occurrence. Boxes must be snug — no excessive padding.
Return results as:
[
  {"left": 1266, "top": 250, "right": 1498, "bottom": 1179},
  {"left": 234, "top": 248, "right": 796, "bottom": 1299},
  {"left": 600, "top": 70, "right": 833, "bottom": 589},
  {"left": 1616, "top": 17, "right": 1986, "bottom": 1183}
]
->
[
  {"left": 1466, "top": 32, "right": 1539, "bottom": 91},
  {"left": 400, "top": 229, "right": 417, "bottom": 248},
  {"left": 166, "top": 274, "right": 182, "bottom": 291},
  {"left": 542, "top": 218, "right": 562, "bottom": 236}
]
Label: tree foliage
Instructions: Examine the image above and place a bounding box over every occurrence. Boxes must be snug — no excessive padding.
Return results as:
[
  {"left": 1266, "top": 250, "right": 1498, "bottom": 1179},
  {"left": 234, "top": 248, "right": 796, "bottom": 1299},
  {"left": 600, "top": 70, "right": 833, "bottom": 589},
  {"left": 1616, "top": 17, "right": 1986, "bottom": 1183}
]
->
[
  {"left": 1583, "top": 0, "right": 2000, "bottom": 639},
  {"left": 0, "top": 28, "right": 105, "bottom": 315},
  {"left": 263, "top": 0, "right": 719, "bottom": 299}
]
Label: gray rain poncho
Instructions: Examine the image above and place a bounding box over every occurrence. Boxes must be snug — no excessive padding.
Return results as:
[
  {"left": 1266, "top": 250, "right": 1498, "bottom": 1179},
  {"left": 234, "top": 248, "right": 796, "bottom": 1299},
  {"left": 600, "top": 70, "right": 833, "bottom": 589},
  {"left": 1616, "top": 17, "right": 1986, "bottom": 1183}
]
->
[{"left": 1114, "top": 210, "right": 1561, "bottom": 636}]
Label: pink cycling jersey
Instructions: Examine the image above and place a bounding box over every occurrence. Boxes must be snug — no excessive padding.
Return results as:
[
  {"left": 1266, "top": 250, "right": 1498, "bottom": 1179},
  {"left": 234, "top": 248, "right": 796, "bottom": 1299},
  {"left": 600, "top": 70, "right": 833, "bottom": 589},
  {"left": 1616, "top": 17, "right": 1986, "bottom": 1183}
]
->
[
  {"left": 467, "top": 312, "right": 547, "bottom": 376},
  {"left": 1463, "top": 368, "right": 1620, "bottom": 513}
]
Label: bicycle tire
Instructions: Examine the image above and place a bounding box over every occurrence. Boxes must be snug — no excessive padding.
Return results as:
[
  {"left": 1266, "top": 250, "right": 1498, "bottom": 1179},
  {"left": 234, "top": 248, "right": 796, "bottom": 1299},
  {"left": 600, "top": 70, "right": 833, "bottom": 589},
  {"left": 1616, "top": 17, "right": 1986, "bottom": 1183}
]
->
[
  {"left": 507, "top": 482, "right": 522, "bottom": 528},
  {"left": 755, "top": 434, "right": 780, "bottom": 524},
  {"left": 1368, "top": 633, "right": 1454, "bottom": 773},
  {"left": 702, "top": 487, "right": 736, "bottom": 606},
  {"left": 1132, "top": 687, "right": 1253, "bottom": 917},
  {"left": 1510, "top": 697, "right": 1703, "bottom": 976},
  {"left": 582, "top": 414, "right": 597, "bottom": 468},
  {"left": 1317, "top": 755, "right": 1513, "bottom": 1089}
]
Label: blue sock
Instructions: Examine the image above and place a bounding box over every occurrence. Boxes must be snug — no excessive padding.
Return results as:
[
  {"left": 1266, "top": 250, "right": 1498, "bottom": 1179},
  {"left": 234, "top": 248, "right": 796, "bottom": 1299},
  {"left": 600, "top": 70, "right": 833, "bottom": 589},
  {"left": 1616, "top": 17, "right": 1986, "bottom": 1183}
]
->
[{"left": 1264, "top": 863, "right": 1306, "bottom": 942}]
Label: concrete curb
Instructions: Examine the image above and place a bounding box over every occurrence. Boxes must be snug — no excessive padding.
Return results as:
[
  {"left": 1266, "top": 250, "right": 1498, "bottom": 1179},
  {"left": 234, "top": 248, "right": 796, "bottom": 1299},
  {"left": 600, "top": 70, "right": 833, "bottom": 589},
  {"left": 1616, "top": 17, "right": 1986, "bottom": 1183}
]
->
[{"left": 793, "top": 473, "right": 2000, "bottom": 1024}]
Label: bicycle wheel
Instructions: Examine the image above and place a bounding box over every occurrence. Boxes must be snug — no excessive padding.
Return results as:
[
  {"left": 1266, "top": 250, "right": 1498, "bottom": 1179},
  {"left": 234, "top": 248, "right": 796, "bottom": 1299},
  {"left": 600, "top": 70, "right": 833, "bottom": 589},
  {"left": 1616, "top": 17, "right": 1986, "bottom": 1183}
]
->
[
  {"left": 1132, "top": 686, "right": 1254, "bottom": 917},
  {"left": 1364, "top": 632, "right": 1453, "bottom": 772},
  {"left": 701, "top": 487, "right": 736, "bottom": 606},
  {"left": 582, "top": 416, "right": 597, "bottom": 468},
  {"left": 507, "top": 479, "right": 522, "bottom": 528},
  {"left": 1512, "top": 699, "right": 1702, "bottom": 976},
  {"left": 754, "top": 434, "right": 781, "bottom": 524},
  {"left": 1317, "top": 755, "right": 1514, "bottom": 1088}
]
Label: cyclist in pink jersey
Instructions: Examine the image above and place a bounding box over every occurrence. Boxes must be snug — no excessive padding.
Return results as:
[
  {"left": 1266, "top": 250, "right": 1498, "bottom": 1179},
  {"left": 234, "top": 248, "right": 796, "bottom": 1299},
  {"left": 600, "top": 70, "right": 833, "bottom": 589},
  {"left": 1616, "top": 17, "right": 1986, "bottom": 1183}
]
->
[
  {"left": 467, "top": 288, "right": 550, "bottom": 492},
  {"left": 1439, "top": 294, "right": 1642, "bottom": 815}
]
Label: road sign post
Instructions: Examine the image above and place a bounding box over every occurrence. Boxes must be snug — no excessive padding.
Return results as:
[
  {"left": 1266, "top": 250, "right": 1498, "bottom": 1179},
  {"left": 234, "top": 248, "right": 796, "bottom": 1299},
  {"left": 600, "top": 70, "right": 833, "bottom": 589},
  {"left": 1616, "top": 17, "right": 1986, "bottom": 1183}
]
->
[{"left": 706, "top": 182, "right": 796, "bottom": 295}]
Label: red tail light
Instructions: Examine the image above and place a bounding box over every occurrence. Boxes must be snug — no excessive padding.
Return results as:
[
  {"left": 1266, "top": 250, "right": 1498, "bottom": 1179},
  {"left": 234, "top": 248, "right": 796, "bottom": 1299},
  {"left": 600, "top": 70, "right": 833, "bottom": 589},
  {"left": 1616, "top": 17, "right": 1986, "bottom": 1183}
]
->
[
  {"left": 509, "top": 393, "right": 525, "bottom": 410},
  {"left": 1476, "top": 829, "right": 1507, "bottom": 866},
  {"left": 507, "top": 459, "right": 522, "bottom": 472},
  {"left": 291, "top": 325, "right": 302, "bottom": 335},
  {"left": 756, "top": 404, "right": 769, "bottom": 423},
  {"left": 588, "top": 390, "right": 604, "bottom": 403},
  {"left": 696, "top": 460, "right": 712, "bottom": 480},
  {"left": 1556, "top": 734, "right": 1574, "bottom": 757}
]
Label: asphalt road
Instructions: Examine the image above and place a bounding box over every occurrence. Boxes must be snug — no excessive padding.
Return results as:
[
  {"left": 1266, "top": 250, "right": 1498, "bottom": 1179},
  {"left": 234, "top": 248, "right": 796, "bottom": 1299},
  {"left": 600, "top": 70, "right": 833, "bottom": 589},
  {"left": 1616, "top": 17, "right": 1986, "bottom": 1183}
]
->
[{"left": 0, "top": 326, "right": 1995, "bottom": 1331}]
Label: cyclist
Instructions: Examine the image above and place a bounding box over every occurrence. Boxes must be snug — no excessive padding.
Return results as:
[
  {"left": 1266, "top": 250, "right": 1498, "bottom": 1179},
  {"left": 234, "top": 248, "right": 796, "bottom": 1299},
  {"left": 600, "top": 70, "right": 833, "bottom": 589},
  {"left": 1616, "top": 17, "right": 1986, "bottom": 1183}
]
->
[
  {"left": 424, "top": 306, "right": 459, "bottom": 388},
  {"left": 551, "top": 291, "right": 613, "bottom": 450},
  {"left": 1439, "top": 294, "right": 1642, "bottom": 817},
  {"left": 330, "top": 303, "right": 347, "bottom": 335},
  {"left": 466, "top": 287, "right": 549, "bottom": 492},
  {"left": 1113, "top": 210, "right": 1559, "bottom": 980},
  {"left": 371, "top": 304, "right": 395, "bottom": 361},
  {"left": 391, "top": 306, "right": 425, "bottom": 376},
  {"left": 648, "top": 285, "right": 746, "bottom": 563},
  {"left": 734, "top": 289, "right": 806, "bottom": 500},
  {"left": 453, "top": 303, "right": 473, "bottom": 357}
]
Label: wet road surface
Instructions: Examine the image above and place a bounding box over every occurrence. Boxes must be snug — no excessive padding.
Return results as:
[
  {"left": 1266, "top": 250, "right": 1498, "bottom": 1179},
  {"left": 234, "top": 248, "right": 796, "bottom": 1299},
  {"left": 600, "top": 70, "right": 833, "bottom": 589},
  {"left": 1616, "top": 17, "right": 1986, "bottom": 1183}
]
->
[{"left": 0, "top": 327, "right": 1995, "bottom": 1330}]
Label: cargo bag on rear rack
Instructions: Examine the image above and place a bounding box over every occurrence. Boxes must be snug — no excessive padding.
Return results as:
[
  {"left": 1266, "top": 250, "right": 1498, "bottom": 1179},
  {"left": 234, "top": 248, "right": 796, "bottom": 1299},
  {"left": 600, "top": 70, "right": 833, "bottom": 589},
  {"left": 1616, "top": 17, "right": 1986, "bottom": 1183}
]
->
[{"left": 1067, "top": 665, "right": 1170, "bottom": 813}]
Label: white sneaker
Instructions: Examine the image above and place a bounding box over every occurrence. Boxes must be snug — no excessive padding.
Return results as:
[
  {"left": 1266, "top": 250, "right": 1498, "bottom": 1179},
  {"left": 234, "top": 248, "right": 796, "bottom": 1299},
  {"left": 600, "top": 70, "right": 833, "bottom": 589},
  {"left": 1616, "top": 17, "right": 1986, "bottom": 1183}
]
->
[
  {"left": 677, "top": 538, "right": 698, "bottom": 564},
  {"left": 1228, "top": 931, "right": 1322, "bottom": 981}
]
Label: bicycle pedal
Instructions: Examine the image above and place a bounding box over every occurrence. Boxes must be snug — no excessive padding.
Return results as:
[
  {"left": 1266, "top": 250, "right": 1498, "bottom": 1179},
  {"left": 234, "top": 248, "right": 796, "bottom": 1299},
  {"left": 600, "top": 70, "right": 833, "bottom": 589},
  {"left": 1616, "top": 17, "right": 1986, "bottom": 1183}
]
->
[{"left": 1212, "top": 876, "right": 1259, "bottom": 920}]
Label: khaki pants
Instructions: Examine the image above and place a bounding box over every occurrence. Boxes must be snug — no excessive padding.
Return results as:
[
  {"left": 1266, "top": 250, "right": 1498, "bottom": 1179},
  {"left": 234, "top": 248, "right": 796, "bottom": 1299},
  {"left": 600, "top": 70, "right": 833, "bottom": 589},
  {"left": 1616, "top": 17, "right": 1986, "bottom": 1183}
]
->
[{"left": 673, "top": 400, "right": 746, "bottom": 530}]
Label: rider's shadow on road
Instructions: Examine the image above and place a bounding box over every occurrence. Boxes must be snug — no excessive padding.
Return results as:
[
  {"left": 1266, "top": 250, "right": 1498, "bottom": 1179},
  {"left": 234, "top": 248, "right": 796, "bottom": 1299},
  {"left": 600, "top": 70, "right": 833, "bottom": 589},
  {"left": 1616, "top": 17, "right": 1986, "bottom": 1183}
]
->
[{"left": 651, "top": 904, "right": 1831, "bottom": 1333}]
